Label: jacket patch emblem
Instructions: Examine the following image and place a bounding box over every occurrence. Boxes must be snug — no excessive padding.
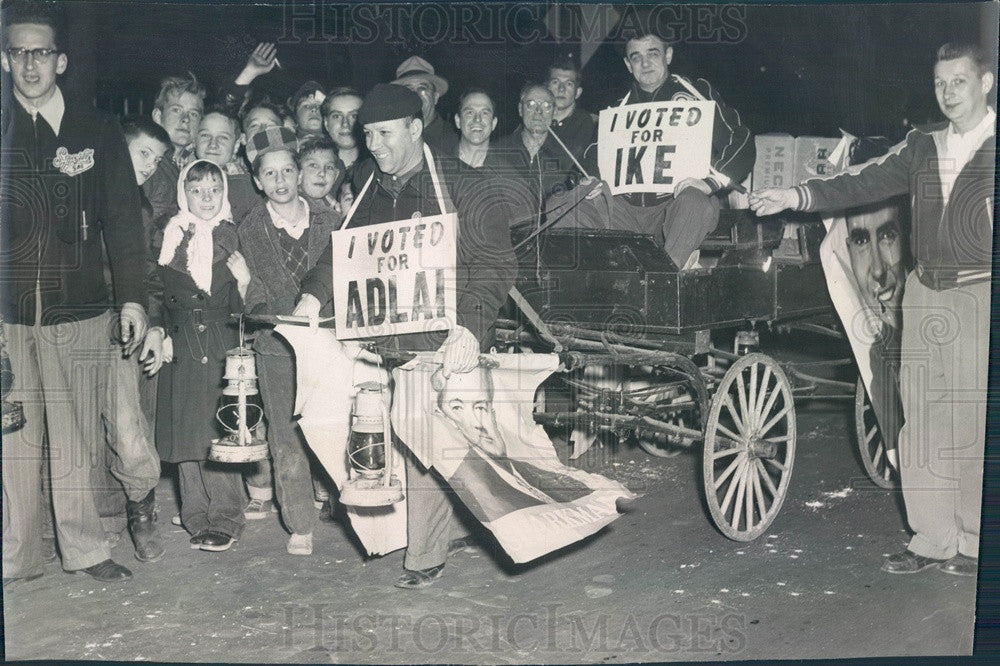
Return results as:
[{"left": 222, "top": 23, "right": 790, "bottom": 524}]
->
[{"left": 52, "top": 147, "right": 95, "bottom": 176}]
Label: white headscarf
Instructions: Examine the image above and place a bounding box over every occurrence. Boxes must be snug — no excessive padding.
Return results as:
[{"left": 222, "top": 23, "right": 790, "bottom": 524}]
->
[{"left": 158, "top": 159, "right": 233, "bottom": 294}]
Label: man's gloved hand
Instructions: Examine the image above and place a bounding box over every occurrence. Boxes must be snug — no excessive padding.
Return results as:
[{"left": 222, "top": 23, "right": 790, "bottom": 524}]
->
[
  {"left": 292, "top": 293, "right": 322, "bottom": 333},
  {"left": 162, "top": 335, "right": 174, "bottom": 364},
  {"left": 120, "top": 302, "right": 148, "bottom": 356},
  {"left": 440, "top": 325, "right": 479, "bottom": 377}
]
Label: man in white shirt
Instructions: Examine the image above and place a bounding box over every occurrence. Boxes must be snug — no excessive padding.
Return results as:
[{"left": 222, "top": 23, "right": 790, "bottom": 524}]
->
[{"left": 751, "top": 42, "right": 995, "bottom": 578}]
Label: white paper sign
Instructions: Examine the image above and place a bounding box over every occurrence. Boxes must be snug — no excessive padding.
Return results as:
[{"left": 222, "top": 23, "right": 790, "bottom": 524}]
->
[
  {"left": 597, "top": 100, "right": 716, "bottom": 195},
  {"left": 331, "top": 213, "right": 457, "bottom": 340}
]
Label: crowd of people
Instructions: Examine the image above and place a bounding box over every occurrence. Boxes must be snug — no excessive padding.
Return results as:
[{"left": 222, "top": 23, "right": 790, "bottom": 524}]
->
[{"left": 1, "top": 0, "right": 992, "bottom": 593}]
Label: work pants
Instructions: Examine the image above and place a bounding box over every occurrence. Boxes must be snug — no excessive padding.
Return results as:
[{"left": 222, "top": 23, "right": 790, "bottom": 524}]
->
[
  {"left": 257, "top": 353, "right": 318, "bottom": 535},
  {"left": 177, "top": 460, "right": 246, "bottom": 539},
  {"left": 2, "top": 311, "right": 115, "bottom": 575},
  {"left": 898, "top": 275, "right": 988, "bottom": 559},
  {"left": 561, "top": 188, "right": 721, "bottom": 269}
]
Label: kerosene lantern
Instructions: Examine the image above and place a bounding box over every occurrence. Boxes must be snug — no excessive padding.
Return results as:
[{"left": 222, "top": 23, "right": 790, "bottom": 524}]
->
[
  {"left": 339, "top": 381, "right": 404, "bottom": 507},
  {"left": 1, "top": 321, "right": 26, "bottom": 435},
  {"left": 209, "top": 341, "right": 268, "bottom": 463}
]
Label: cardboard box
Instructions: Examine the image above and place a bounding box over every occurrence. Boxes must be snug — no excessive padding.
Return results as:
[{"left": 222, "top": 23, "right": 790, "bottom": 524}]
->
[{"left": 752, "top": 134, "right": 843, "bottom": 189}]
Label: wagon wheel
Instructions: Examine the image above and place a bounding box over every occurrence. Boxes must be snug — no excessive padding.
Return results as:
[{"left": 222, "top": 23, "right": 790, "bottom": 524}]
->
[
  {"left": 703, "top": 353, "right": 796, "bottom": 541},
  {"left": 854, "top": 378, "right": 898, "bottom": 489}
]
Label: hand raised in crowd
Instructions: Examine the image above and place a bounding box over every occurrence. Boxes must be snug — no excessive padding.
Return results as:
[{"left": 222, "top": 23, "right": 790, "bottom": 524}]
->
[
  {"left": 226, "top": 251, "right": 251, "bottom": 299},
  {"left": 440, "top": 325, "right": 480, "bottom": 378},
  {"left": 748, "top": 188, "right": 799, "bottom": 216},
  {"left": 292, "top": 293, "right": 322, "bottom": 333},
  {"left": 139, "top": 327, "right": 167, "bottom": 376},
  {"left": 120, "top": 302, "right": 149, "bottom": 356},
  {"left": 235, "top": 42, "right": 278, "bottom": 86}
]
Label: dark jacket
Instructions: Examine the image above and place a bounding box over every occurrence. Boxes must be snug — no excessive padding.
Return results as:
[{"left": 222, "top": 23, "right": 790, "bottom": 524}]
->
[
  {"left": 795, "top": 122, "right": 995, "bottom": 291},
  {"left": 423, "top": 113, "right": 459, "bottom": 156},
  {"left": 1, "top": 93, "right": 147, "bottom": 325},
  {"left": 593, "top": 74, "right": 755, "bottom": 207},
  {"left": 492, "top": 129, "right": 583, "bottom": 224},
  {"left": 551, "top": 107, "right": 598, "bottom": 165},
  {"left": 239, "top": 200, "right": 336, "bottom": 356},
  {"left": 301, "top": 151, "right": 517, "bottom": 352},
  {"left": 153, "top": 223, "right": 243, "bottom": 463}
]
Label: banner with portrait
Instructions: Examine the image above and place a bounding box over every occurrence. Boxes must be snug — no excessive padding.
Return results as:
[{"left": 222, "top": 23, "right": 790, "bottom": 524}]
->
[{"left": 390, "top": 352, "right": 636, "bottom": 564}]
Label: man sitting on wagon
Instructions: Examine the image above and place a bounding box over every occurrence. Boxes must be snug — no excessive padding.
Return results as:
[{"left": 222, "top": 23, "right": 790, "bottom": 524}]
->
[{"left": 562, "top": 26, "right": 755, "bottom": 270}]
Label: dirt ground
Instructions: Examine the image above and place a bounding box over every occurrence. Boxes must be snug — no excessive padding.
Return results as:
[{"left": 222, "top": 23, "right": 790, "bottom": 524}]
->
[{"left": 2, "top": 401, "right": 977, "bottom": 663}]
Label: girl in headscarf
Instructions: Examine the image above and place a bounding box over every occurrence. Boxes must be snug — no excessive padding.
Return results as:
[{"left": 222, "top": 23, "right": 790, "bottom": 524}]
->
[{"left": 143, "top": 159, "right": 251, "bottom": 552}]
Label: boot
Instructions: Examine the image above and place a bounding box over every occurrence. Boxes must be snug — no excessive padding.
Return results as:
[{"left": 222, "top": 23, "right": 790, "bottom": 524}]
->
[{"left": 126, "top": 489, "right": 165, "bottom": 563}]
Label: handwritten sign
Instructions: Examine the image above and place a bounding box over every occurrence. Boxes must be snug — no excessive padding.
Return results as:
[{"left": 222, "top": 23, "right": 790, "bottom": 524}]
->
[
  {"left": 331, "top": 213, "right": 457, "bottom": 340},
  {"left": 597, "top": 101, "right": 715, "bottom": 196}
]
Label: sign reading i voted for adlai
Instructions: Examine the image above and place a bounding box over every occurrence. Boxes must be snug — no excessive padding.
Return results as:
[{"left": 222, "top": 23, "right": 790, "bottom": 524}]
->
[
  {"left": 597, "top": 101, "right": 715, "bottom": 196},
  {"left": 331, "top": 213, "right": 458, "bottom": 340}
]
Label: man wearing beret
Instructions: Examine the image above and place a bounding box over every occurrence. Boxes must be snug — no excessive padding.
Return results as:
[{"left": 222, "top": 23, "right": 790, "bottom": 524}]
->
[
  {"left": 393, "top": 55, "right": 459, "bottom": 156},
  {"left": 295, "top": 83, "right": 517, "bottom": 589}
]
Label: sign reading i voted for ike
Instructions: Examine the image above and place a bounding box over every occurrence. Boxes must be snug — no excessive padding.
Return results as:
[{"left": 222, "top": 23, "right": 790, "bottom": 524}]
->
[
  {"left": 331, "top": 213, "right": 458, "bottom": 340},
  {"left": 597, "top": 101, "right": 715, "bottom": 196}
]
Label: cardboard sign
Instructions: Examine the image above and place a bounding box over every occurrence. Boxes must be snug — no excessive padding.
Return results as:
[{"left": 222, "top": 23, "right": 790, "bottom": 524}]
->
[
  {"left": 752, "top": 134, "right": 843, "bottom": 189},
  {"left": 597, "top": 100, "right": 715, "bottom": 195},
  {"left": 331, "top": 213, "right": 457, "bottom": 340}
]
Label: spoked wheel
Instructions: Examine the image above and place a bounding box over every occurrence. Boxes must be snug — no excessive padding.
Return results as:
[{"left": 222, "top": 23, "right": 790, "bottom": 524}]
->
[
  {"left": 854, "top": 378, "right": 898, "bottom": 489},
  {"left": 703, "top": 353, "right": 796, "bottom": 541}
]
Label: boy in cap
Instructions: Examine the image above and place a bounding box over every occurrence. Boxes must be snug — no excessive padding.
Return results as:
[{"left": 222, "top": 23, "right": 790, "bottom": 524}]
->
[
  {"left": 294, "top": 83, "right": 517, "bottom": 588},
  {"left": 237, "top": 127, "right": 338, "bottom": 555},
  {"left": 288, "top": 81, "right": 326, "bottom": 141}
]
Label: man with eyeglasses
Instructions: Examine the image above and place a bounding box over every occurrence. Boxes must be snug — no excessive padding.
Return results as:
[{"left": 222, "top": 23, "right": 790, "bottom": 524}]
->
[
  {"left": 393, "top": 55, "right": 459, "bottom": 156},
  {"left": 547, "top": 53, "right": 597, "bottom": 165},
  {"left": 1, "top": 3, "right": 149, "bottom": 584},
  {"left": 494, "top": 84, "right": 585, "bottom": 226}
]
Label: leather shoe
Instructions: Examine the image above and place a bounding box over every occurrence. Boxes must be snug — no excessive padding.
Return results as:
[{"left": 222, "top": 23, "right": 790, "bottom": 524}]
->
[
  {"left": 73, "top": 559, "right": 133, "bottom": 581},
  {"left": 881, "top": 550, "right": 945, "bottom": 574},
  {"left": 190, "top": 530, "right": 210, "bottom": 549},
  {"left": 394, "top": 564, "right": 444, "bottom": 589},
  {"left": 199, "top": 531, "right": 236, "bottom": 552},
  {"left": 127, "top": 489, "right": 165, "bottom": 563},
  {"left": 939, "top": 554, "right": 977, "bottom": 577}
]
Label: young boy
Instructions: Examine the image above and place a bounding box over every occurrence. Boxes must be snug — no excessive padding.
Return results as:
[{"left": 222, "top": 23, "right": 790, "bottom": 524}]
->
[
  {"left": 237, "top": 127, "right": 338, "bottom": 555},
  {"left": 195, "top": 104, "right": 262, "bottom": 224},
  {"left": 297, "top": 135, "right": 345, "bottom": 216},
  {"left": 86, "top": 116, "right": 173, "bottom": 564}
]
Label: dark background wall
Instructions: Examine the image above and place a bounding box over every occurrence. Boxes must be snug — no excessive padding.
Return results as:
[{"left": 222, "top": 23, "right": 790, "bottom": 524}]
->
[{"left": 11, "top": 1, "right": 999, "bottom": 143}]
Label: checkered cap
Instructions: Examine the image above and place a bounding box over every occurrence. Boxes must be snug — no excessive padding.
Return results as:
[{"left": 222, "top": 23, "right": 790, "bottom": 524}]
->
[{"left": 245, "top": 126, "right": 298, "bottom": 170}]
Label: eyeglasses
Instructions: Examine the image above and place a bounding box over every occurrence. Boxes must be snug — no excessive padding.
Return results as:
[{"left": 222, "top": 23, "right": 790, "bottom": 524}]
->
[
  {"left": 5, "top": 47, "right": 59, "bottom": 64},
  {"left": 523, "top": 99, "right": 554, "bottom": 113}
]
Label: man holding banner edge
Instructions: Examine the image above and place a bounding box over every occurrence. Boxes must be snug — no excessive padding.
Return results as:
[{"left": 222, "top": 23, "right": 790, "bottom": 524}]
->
[{"left": 293, "top": 83, "right": 517, "bottom": 589}]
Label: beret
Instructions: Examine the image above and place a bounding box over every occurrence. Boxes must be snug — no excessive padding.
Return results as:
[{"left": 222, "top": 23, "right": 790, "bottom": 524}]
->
[{"left": 357, "top": 83, "right": 422, "bottom": 126}]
